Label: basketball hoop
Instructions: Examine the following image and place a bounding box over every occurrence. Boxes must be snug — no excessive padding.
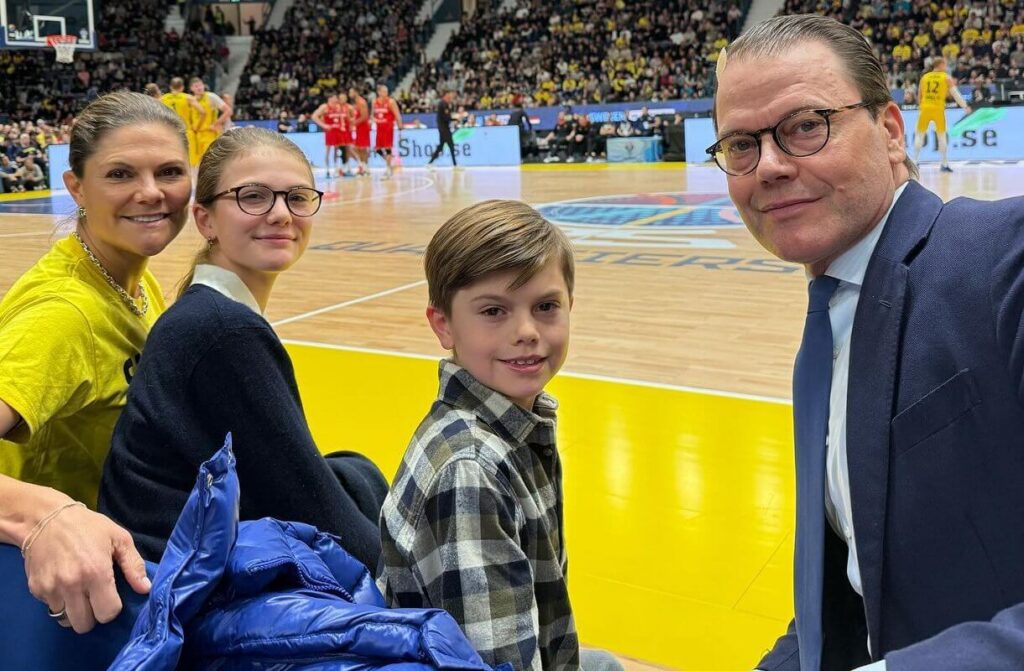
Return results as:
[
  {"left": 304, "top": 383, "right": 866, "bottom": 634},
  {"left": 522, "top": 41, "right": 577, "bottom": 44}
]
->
[{"left": 46, "top": 35, "right": 78, "bottom": 64}]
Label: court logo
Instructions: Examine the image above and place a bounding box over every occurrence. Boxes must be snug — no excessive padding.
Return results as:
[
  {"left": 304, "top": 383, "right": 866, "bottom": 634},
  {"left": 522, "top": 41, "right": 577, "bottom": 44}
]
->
[{"left": 536, "top": 192, "right": 743, "bottom": 250}]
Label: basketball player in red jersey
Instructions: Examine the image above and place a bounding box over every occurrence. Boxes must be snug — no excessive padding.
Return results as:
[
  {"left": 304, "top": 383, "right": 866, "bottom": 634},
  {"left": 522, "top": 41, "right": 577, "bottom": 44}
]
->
[
  {"left": 337, "top": 91, "right": 355, "bottom": 176},
  {"left": 312, "top": 92, "right": 346, "bottom": 178},
  {"left": 373, "top": 84, "right": 403, "bottom": 179},
  {"left": 349, "top": 85, "right": 371, "bottom": 177}
]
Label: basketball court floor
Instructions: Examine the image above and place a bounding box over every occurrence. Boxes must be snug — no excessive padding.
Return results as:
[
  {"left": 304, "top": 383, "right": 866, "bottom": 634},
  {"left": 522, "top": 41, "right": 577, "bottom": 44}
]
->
[{"left": 3, "top": 160, "right": 1023, "bottom": 670}]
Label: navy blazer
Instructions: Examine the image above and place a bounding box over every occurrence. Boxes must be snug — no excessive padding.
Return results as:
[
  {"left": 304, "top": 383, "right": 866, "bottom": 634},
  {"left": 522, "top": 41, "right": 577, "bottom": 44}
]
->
[{"left": 760, "top": 180, "right": 1024, "bottom": 671}]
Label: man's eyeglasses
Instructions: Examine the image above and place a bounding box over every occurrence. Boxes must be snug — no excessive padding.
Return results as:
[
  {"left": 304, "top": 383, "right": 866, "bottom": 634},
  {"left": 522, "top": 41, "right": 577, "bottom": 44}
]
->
[
  {"left": 205, "top": 184, "right": 325, "bottom": 217},
  {"left": 706, "top": 101, "right": 876, "bottom": 176}
]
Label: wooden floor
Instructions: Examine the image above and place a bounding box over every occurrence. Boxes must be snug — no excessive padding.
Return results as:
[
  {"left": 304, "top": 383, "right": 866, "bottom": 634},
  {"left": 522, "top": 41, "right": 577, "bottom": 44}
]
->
[{"left": 2, "top": 161, "right": 1022, "bottom": 670}]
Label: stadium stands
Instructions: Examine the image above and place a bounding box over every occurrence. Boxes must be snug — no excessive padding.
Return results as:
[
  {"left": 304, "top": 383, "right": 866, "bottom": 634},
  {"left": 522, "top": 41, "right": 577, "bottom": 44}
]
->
[
  {"left": 1, "top": 0, "right": 226, "bottom": 124},
  {"left": 234, "top": 0, "right": 430, "bottom": 120},
  {"left": 400, "top": 0, "right": 745, "bottom": 114},
  {"left": 2, "top": 0, "right": 1022, "bottom": 135}
]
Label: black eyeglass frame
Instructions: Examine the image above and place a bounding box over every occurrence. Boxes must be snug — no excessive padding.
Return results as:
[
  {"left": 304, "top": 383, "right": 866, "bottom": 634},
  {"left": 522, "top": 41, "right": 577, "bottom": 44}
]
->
[
  {"left": 705, "top": 101, "right": 878, "bottom": 176},
  {"left": 204, "top": 183, "right": 326, "bottom": 216}
]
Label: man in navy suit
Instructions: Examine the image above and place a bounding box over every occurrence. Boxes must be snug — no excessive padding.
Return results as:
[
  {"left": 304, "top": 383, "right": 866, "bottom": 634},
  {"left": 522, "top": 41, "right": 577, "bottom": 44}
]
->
[{"left": 708, "top": 14, "right": 1024, "bottom": 671}]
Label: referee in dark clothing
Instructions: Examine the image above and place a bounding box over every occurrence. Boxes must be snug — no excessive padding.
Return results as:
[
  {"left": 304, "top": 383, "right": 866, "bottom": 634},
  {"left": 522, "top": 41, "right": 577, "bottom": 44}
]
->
[{"left": 427, "top": 90, "right": 457, "bottom": 166}]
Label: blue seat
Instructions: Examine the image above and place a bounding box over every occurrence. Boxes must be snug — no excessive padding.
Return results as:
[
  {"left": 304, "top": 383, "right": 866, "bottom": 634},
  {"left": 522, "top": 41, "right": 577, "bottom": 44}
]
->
[{"left": 0, "top": 544, "right": 153, "bottom": 670}]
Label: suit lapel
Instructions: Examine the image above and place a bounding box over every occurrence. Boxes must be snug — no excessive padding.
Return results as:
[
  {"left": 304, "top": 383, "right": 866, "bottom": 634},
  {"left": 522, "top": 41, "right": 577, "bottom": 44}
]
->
[{"left": 846, "top": 180, "right": 943, "bottom": 656}]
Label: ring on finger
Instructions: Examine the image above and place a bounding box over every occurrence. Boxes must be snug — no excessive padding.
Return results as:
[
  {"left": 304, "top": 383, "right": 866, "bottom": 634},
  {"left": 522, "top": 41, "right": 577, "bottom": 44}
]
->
[{"left": 47, "top": 605, "right": 71, "bottom": 627}]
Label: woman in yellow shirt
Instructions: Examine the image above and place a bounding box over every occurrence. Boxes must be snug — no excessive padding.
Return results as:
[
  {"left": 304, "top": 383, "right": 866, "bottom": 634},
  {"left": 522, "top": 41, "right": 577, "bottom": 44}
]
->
[{"left": 0, "top": 92, "right": 192, "bottom": 634}]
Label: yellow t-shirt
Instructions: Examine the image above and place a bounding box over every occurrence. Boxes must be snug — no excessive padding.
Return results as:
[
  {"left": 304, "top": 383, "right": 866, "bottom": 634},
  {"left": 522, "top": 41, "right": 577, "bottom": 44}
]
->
[
  {"left": 160, "top": 91, "right": 193, "bottom": 131},
  {"left": 892, "top": 44, "right": 912, "bottom": 60},
  {"left": 0, "top": 236, "right": 165, "bottom": 507},
  {"left": 919, "top": 71, "right": 949, "bottom": 109},
  {"left": 912, "top": 32, "right": 931, "bottom": 49}
]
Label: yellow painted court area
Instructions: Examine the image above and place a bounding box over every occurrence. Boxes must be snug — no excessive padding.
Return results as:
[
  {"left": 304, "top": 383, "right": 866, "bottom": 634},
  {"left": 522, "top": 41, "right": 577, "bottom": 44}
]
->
[{"left": 288, "top": 341, "right": 795, "bottom": 670}]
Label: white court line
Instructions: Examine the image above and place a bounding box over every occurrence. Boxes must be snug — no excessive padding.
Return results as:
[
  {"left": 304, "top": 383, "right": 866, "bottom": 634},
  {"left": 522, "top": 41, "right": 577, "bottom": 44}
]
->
[
  {"left": 280, "top": 338, "right": 792, "bottom": 405},
  {"left": 0, "top": 189, "right": 73, "bottom": 219},
  {"left": 321, "top": 174, "right": 436, "bottom": 206},
  {"left": 271, "top": 279, "right": 427, "bottom": 327},
  {"left": 274, "top": 174, "right": 437, "bottom": 326},
  {"left": 0, "top": 230, "right": 52, "bottom": 238},
  {"left": 0, "top": 209, "right": 64, "bottom": 219}
]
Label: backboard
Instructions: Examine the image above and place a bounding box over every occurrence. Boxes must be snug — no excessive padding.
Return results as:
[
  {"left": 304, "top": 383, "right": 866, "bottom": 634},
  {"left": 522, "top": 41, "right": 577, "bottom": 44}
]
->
[{"left": 1, "top": 0, "right": 95, "bottom": 49}]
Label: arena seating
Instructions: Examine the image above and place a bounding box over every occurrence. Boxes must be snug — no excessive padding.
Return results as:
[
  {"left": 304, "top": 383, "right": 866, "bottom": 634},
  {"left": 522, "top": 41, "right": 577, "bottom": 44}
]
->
[
  {"left": 234, "top": 0, "right": 430, "bottom": 120},
  {"left": 1, "top": 0, "right": 226, "bottom": 124},
  {"left": 783, "top": 0, "right": 1024, "bottom": 103},
  {"left": 2, "top": 0, "right": 1022, "bottom": 135},
  {"left": 400, "top": 0, "right": 746, "bottom": 114}
]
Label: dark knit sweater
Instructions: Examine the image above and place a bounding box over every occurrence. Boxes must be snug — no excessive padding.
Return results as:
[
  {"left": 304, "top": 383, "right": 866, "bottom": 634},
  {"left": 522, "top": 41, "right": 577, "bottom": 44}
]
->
[{"left": 98, "top": 284, "right": 385, "bottom": 569}]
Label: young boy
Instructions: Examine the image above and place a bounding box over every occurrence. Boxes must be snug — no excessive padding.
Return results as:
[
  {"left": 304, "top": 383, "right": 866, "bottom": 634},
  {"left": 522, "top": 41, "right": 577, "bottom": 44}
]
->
[{"left": 379, "top": 201, "right": 618, "bottom": 671}]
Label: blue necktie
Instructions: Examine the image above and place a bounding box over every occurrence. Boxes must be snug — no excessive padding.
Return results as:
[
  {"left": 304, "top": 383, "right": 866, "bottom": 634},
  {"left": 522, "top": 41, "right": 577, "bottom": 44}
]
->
[{"left": 793, "top": 275, "right": 840, "bottom": 671}]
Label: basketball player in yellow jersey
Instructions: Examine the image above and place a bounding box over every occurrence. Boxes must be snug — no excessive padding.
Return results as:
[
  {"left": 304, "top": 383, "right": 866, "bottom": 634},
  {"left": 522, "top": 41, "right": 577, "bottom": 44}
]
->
[
  {"left": 912, "top": 57, "right": 971, "bottom": 173},
  {"left": 189, "top": 77, "right": 233, "bottom": 166},
  {"left": 160, "top": 77, "right": 205, "bottom": 166}
]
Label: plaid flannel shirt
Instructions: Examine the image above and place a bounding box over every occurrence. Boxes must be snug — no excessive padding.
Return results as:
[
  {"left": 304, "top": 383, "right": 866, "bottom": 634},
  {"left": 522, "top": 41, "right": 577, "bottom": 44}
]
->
[{"left": 378, "top": 359, "right": 580, "bottom": 671}]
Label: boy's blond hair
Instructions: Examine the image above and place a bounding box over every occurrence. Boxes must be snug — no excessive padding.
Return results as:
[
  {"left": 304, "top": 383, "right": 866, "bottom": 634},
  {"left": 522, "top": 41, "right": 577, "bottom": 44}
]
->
[{"left": 425, "top": 199, "right": 575, "bottom": 314}]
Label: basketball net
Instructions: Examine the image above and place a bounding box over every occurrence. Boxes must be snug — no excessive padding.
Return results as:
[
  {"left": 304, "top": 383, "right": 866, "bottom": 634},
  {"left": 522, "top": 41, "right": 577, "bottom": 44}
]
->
[{"left": 46, "top": 35, "right": 77, "bottom": 64}]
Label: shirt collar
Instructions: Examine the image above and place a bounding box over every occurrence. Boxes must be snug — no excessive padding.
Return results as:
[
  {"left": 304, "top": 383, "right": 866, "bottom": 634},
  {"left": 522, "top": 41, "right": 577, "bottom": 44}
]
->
[
  {"left": 816, "top": 181, "right": 910, "bottom": 288},
  {"left": 437, "top": 359, "right": 558, "bottom": 446},
  {"left": 190, "top": 264, "right": 263, "bottom": 316}
]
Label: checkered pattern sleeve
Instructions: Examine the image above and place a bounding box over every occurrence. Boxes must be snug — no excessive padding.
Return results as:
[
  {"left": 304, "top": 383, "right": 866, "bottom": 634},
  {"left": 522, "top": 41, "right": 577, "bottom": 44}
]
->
[{"left": 414, "top": 457, "right": 543, "bottom": 671}]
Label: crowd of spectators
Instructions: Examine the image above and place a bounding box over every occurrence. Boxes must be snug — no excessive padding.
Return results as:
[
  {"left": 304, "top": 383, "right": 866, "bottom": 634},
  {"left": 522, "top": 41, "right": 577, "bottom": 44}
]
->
[
  {"left": 0, "top": 120, "right": 64, "bottom": 192},
  {"left": 782, "top": 0, "right": 1024, "bottom": 105},
  {"left": 529, "top": 105, "right": 683, "bottom": 163},
  {"left": 235, "top": 0, "right": 431, "bottom": 120},
  {"left": 851, "top": 0, "right": 1024, "bottom": 104},
  {"left": 4, "top": 0, "right": 1024, "bottom": 144},
  {"left": 400, "top": 0, "right": 745, "bottom": 114},
  {"left": 1, "top": 0, "right": 226, "bottom": 127}
]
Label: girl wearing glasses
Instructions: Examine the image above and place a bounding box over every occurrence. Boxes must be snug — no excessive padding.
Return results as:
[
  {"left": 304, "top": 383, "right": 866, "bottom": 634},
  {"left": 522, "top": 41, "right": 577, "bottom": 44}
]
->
[{"left": 99, "top": 127, "right": 387, "bottom": 573}]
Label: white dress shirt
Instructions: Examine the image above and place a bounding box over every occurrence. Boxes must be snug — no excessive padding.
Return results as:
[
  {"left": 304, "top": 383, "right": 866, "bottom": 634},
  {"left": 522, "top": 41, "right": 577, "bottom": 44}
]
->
[
  {"left": 190, "top": 264, "right": 263, "bottom": 316},
  {"left": 755, "top": 183, "right": 908, "bottom": 671},
  {"left": 821, "top": 182, "right": 907, "bottom": 671}
]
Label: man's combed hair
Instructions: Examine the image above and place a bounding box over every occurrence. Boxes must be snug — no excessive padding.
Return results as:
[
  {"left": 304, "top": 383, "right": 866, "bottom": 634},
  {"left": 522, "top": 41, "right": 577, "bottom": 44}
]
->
[
  {"left": 719, "top": 13, "right": 918, "bottom": 179},
  {"left": 425, "top": 200, "right": 575, "bottom": 314}
]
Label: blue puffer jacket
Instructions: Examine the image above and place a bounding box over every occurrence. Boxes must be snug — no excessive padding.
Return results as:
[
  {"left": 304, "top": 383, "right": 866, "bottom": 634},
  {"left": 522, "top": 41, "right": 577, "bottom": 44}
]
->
[{"left": 109, "top": 436, "right": 497, "bottom": 671}]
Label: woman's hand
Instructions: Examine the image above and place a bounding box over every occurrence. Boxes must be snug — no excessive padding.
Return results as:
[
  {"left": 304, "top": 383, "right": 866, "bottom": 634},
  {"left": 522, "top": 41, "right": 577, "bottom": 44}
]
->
[{"left": 23, "top": 503, "right": 151, "bottom": 633}]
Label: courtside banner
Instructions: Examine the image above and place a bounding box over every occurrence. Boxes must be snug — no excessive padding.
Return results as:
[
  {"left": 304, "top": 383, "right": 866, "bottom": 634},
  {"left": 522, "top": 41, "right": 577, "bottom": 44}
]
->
[
  {"left": 903, "top": 107, "right": 1024, "bottom": 162},
  {"left": 48, "top": 126, "right": 521, "bottom": 180},
  {"left": 397, "top": 126, "right": 521, "bottom": 166},
  {"left": 685, "top": 106, "right": 1024, "bottom": 164},
  {"left": 47, "top": 142, "right": 69, "bottom": 189},
  {"left": 275, "top": 126, "right": 521, "bottom": 168}
]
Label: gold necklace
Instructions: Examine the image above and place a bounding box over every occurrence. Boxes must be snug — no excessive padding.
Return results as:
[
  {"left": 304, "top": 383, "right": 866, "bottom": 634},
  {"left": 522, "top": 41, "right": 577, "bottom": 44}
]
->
[{"left": 73, "top": 232, "right": 149, "bottom": 317}]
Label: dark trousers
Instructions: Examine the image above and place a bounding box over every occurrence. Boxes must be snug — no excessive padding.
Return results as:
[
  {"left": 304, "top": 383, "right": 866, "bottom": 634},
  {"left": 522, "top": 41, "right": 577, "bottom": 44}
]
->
[
  {"left": 821, "top": 525, "right": 871, "bottom": 670},
  {"left": 323, "top": 450, "right": 389, "bottom": 571},
  {"left": 428, "top": 128, "right": 457, "bottom": 165}
]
